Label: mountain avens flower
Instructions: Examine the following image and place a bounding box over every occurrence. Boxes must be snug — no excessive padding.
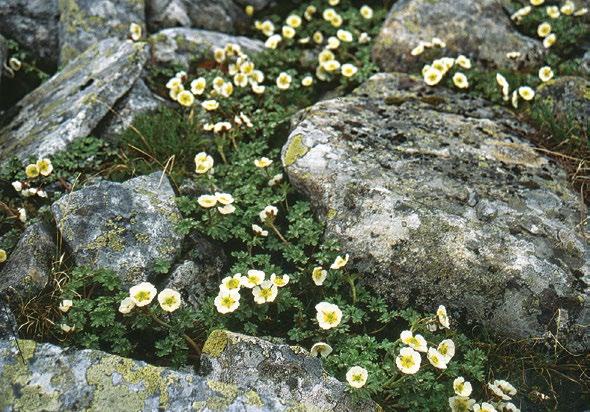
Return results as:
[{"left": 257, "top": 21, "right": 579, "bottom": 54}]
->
[
  {"left": 346, "top": 366, "right": 368, "bottom": 388},
  {"left": 129, "top": 282, "right": 157, "bottom": 307}
]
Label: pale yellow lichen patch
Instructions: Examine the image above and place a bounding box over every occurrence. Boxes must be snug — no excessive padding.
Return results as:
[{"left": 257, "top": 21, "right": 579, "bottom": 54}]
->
[
  {"left": 283, "top": 134, "right": 309, "bottom": 166},
  {"left": 202, "top": 330, "right": 228, "bottom": 357},
  {"left": 485, "top": 140, "right": 547, "bottom": 168}
]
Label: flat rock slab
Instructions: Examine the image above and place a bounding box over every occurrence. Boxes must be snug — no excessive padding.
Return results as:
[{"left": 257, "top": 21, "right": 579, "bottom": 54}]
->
[
  {"left": 52, "top": 172, "right": 182, "bottom": 287},
  {"left": 0, "top": 38, "right": 148, "bottom": 163},
  {"left": 146, "top": 0, "right": 249, "bottom": 34},
  {"left": 0, "top": 332, "right": 376, "bottom": 411},
  {"left": 373, "top": 0, "right": 545, "bottom": 72},
  {"left": 0, "top": 0, "right": 59, "bottom": 70},
  {"left": 282, "top": 72, "right": 589, "bottom": 352},
  {"left": 0, "top": 222, "right": 56, "bottom": 299},
  {"left": 58, "top": 0, "right": 146, "bottom": 65},
  {"left": 150, "top": 27, "right": 264, "bottom": 69}
]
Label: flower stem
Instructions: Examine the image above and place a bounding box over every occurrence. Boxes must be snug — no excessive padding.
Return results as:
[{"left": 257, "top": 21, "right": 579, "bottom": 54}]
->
[
  {"left": 267, "top": 222, "right": 289, "bottom": 245},
  {"left": 149, "top": 312, "right": 201, "bottom": 356},
  {"left": 347, "top": 276, "right": 357, "bottom": 304}
]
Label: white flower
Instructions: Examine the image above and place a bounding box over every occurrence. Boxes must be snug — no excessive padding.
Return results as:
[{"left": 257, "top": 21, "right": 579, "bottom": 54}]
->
[
  {"left": 36, "top": 158, "right": 53, "bottom": 176},
  {"left": 473, "top": 402, "right": 497, "bottom": 412},
  {"left": 252, "top": 224, "right": 269, "bottom": 237},
  {"left": 268, "top": 173, "right": 283, "bottom": 187},
  {"left": 220, "top": 274, "right": 243, "bottom": 292},
  {"left": 252, "top": 280, "right": 278, "bottom": 304},
  {"left": 396, "top": 347, "right": 421, "bottom": 374},
  {"left": 454, "top": 377, "right": 473, "bottom": 397},
  {"left": 259, "top": 205, "right": 278, "bottom": 222},
  {"left": 198, "top": 194, "right": 217, "bottom": 208},
  {"left": 12, "top": 181, "right": 22, "bottom": 192},
  {"left": 190, "top": 77, "right": 206, "bottom": 95},
  {"left": 341, "top": 64, "right": 358, "bottom": 78},
  {"left": 315, "top": 301, "right": 342, "bottom": 329},
  {"left": 282, "top": 26, "right": 296, "bottom": 39},
  {"left": 214, "top": 290, "right": 240, "bottom": 314},
  {"left": 265, "top": 34, "right": 282, "bottom": 49},
  {"left": 488, "top": 380, "right": 517, "bottom": 400},
  {"left": 118, "top": 297, "right": 136, "bottom": 314},
  {"left": 424, "top": 67, "right": 443, "bottom": 86},
  {"left": 129, "top": 23, "right": 142, "bottom": 41},
  {"left": 312, "top": 266, "right": 328, "bottom": 286},
  {"left": 346, "top": 366, "right": 368, "bottom": 388},
  {"left": 360, "top": 5, "right": 373, "bottom": 19},
  {"left": 400, "top": 330, "right": 428, "bottom": 352},
  {"left": 506, "top": 51, "right": 521, "bottom": 59},
  {"left": 538, "top": 66, "right": 554, "bottom": 82},
  {"left": 449, "top": 396, "right": 476, "bottom": 412},
  {"left": 217, "top": 204, "right": 236, "bottom": 215},
  {"left": 286, "top": 14, "right": 302, "bottom": 28},
  {"left": 202, "top": 100, "right": 219, "bottom": 111},
  {"left": 437, "top": 305, "right": 450, "bottom": 328},
  {"left": 537, "top": 22, "right": 552, "bottom": 38},
  {"left": 215, "top": 192, "right": 234, "bottom": 205},
  {"left": 546, "top": 5, "right": 560, "bottom": 18},
  {"left": 157, "top": 288, "right": 182, "bottom": 312},
  {"left": 543, "top": 33, "right": 556, "bottom": 48},
  {"left": 427, "top": 347, "right": 448, "bottom": 369},
  {"left": 60, "top": 324, "right": 75, "bottom": 333},
  {"left": 195, "top": 152, "right": 214, "bottom": 174},
  {"left": 270, "top": 273, "right": 289, "bottom": 287},
  {"left": 496, "top": 73, "right": 510, "bottom": 100},
  {"left": 561, "top": 1, "right": 574, "bottom": 15},
  {"left": 276, "top": 72, "right": 292, "bottom": 90},
  {"left": 453, "top": 72, "right": 469, "bottom": 89},
  {"left": 310, "top": 342, "right": 333, "bottom": 357},
  {"left": 337, "top": 29, "right": 353, "bottom": 42},
  {"left": 330, "top": 254, "right": 349, "bottom": 269},
  {"left": 254, "top": 157, "right": 273, "bottom": 168},
  {"left": 129, "top": 282, "right": 157, "bottom": 307},
  {"left": 59, "top": 299, "right": 73, "bottom": 313},
  {"left": 437, "top": 339, "right": 455, "bottom": 362},
  {"left": 18, "top": 208, "right": 26, "bottom": 223},
  {"left": 512, "top": 90, "right": 519, "bottom": 109},
  {"left": 358, "top": 32, "right": 371, "bottom": 44},
  {"left": 518, "top": 86, "right": 535, "bottom": 101},
  {"left": 455, "top": 55, "right": 471, "bottom": 69},
  {"left": 242, "top": 269, "right": 265, "bottom": 288}
]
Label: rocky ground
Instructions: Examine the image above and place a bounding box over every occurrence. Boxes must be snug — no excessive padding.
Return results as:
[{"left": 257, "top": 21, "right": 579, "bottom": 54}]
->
[{"left": 0, "top": 0, "right": 588, "bottom": 411}]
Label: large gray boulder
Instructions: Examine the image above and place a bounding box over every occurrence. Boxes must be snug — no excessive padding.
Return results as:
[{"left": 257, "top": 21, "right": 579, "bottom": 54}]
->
[
  {"left": 96, "top": 78, "right": 169, "bottom": 141},
  {"left": 0, "top": 332, "right": 377, "bottom": 411},
  {"left": 150, "top": 27, "right": 264, "bottom": 69},
  {"left": 0, "top": 222, "right": 56, "bottom": 299},
  {"left": 282, "top": 72, "right": 590, "bottom": 352},
  {"left": 58, "top": 0, "right": 146, "bottom": 65},
  {"left": 146, "top": 0, "right": 249, "bottom": 34},
  {"left": 373, "top": 0, "right": 545, "bottom": 72},
  {"left": 0, "top": 0, "right": 59, "bottom": 70},
  {"left": 52, "top": 172, "right": 183, "bottom": 287},
  {"left": 0, "top": 38, "right": 148, "bottom": 163}
]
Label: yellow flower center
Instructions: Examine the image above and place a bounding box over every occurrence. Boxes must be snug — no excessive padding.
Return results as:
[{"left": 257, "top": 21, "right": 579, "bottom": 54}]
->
[
  {"left": 323, "top": 311, "right": 337, "bottom": 324},
  {"left": 227, "top": 279, "right": 240, "bottom": 289},
  {"left": 260, "top": 288, "right": 272, "bottom": 298},
  {"left": 134, "top": 291, "right": 151, "bottom": 302},
  {"left": 163, "top": 296, "right": 177, "bottom": 306},
  {"left": 221, "top": 296, "right": 235, "bottom": 308},
  {"left": 401, "top": 356, "right": 415, "bottom": 368},
  {"left": 352, "top": 374, "right": 363, "bottom": 382}
]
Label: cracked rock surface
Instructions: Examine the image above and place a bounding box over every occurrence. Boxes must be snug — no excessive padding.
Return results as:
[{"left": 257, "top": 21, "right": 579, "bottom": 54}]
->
[{"left": 282, "top": 72, "right": 589, "bottom": 352}]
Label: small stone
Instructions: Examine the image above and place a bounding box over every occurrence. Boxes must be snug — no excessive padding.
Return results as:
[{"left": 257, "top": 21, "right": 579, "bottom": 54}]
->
[
  {"left": 51, "top": 172, "right": 183, "bottom": 287},
  {"left": 0, "top": 38, "right": 148, "bottom": 163},
  {"left": 0, "top": 223, "right": 56, "bottom": 299},
  {"left": 58, "top": 0, "right": 146, "bottom": 65}
]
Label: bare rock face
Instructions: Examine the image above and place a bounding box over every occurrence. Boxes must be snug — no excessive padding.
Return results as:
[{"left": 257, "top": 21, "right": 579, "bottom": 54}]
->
[
  {"left": 373, "top": 0, "right": 545, "bottom": 72},
  {"left": 58, "top": 0, "right": 146, "bottom": 65},
  {"left": 0, "top": 223, "right": 56, "bottom": 299},
  {"left": 0, "top": 332, "right": 377, "bottom": 411},
  {"left": 282, "top": 72, "right": 590, "bottom": 353},
  {"left": 51, "top": 172, "right": 183, "bottom": 287},
  {"left": 0, "top": 38, "right": 148, "bottom": 163},
  {"left": 149, "top": 27, "right": 264, "bottom": 70},
  {"left": 0, "top": 0, "right": 59, "bottom": 70}
]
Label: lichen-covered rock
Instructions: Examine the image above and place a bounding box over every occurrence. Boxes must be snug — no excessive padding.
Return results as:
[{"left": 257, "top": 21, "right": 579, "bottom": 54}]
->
[
  {"left": 536, "top": 76, "right": 589, "bottom": 132},
  {"left": 282, "top": 72, "right": 590, "bottom": 352},
  {"left": 0, "top": 223, "right": 56, "bottom": 299},
  {"left": 58, "top": 0, "right": 146, "bottom": 65},
  {"left": 0, "top": 301, "right": 17, "bottom": 339},
  {"left": 0, "top": 38, "right": 148, "bottom": 163},
  {"left": 162, "top": 234, "right": 226, "bottom": 310},
  {"left": 200, "top": 330, "right": 379, "bottom": 411},
  {"left": 0, "top": 0, "right": 59, "bottom": 70},
  {"left": 146, "top": 0, "right": 249, "bottom": 34},
  {"left": 96, "top": 78, "right": 169, "bottom": 141},
  {"left": 52, "top": 172, "right": 182, "bottom": 287},
  {"left": 150, "top": 27, "right": 264, "bottom": 70},
  {"left": 373, "top": 0, "right": 545, "bottom": 72},
  {"left": 0, "top": 333, "right": 377, "bottom": 411}
]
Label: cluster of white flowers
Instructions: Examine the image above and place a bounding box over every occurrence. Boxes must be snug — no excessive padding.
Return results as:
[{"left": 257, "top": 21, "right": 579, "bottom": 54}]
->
[
  {"left": 395, "top": 305, "right": 453, "bottom": 374},
  {"left": 197, "top": 192, "right": 236, "bottom": 215},
  {"left": 214, "top": 270, "right": 290, "bottom": 313},
  {"left": 119, "top": 282, "right": 182, "bottom": 314},
  {"left": 449, "top": 377, "right": 520, "bottom": 412},
  {"left": 421, "top": 54, "right": 471, "bottom": 89},
  {"left": 495, "top": 73, "right": 536, "bottom": 109},
  {"left": 12, "top": 158, "right": 53, "bottom": 200}
]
